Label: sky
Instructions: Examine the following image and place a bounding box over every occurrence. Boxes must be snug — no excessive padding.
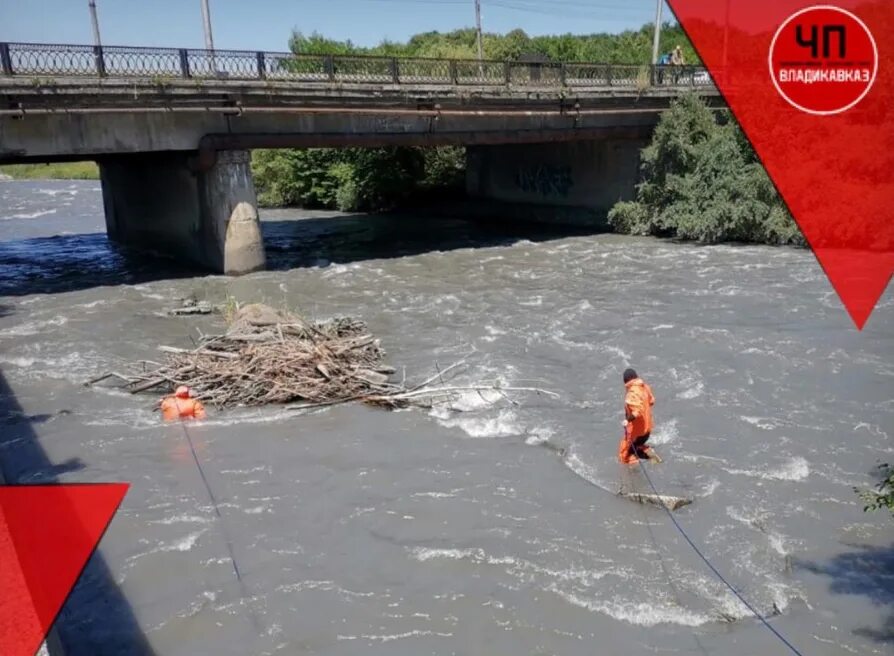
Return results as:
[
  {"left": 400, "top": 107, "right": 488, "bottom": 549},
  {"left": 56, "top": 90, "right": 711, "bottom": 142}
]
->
[{"left": 1, "top": 0, "right": 677, "bottom": 52}]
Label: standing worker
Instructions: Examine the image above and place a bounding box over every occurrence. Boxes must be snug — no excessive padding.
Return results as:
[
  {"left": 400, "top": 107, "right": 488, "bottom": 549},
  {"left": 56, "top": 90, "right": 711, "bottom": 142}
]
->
[
  {"left": 161, "top": 386, "right": 207, "bottom": 421},
  {"left": 618, "top": 368, "right": 661, "bottom": 464}
]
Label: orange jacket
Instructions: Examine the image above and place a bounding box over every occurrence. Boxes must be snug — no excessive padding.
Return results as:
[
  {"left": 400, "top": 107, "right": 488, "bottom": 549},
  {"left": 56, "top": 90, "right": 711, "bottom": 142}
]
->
[
  {"left": 624, "top": 378, "right": 654, "bottom": 439},
  {"left": 161, "top": 396, "right": 207, "bottom": 421}
]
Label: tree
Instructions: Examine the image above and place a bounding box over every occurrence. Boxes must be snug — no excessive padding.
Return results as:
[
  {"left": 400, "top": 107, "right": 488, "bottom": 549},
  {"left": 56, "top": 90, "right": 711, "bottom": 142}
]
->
[{"left": 608, "top": 93, "right": 804, "bottom": 245}]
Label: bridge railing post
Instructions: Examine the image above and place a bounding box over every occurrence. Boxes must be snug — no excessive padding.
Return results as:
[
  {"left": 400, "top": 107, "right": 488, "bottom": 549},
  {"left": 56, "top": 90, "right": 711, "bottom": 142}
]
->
[
  {"left": 390, "top": 57, "right": 399, "bottom": 84},
  {"left": 324, "top": 55, "right": 335, "bottom": 81},
  {"left": 503, "top": 62, "right": 511, "bottom": 85},
  {"left": 606, "top": 64, "right": 613, "bottom": 87},
  {"left": 559, "top": 63, "right": 567, "bottom": 87},
  {"left": 179, "top": 48, "right": 191, "bottom": 78},
  {"left": 449, "top": 60, "right": 458, "bottom": 84},
  {"left": 93, "top": 45, "right": 106, "bottom": 77},
  {"left": 0, "top": 43, "right": 12, "bottom": 76},
  {"left": 256, "top": 51, "right": 266, "bottom": 79}
]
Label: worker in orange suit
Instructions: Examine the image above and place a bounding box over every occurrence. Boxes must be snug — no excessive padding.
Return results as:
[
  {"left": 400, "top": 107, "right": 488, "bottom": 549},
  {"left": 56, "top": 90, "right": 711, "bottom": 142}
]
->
[
  {"left": 161, "top": 385, "right": 207, "bottom": 422},
  {"left": 618, "top": 368, "right": 661, "bottom": 464}
]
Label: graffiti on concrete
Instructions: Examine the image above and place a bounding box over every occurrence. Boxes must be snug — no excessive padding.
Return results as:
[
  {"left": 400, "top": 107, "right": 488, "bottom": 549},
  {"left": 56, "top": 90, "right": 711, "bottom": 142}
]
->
[{"left": 514, "top": 164, "right": 574, "bottom": 198}]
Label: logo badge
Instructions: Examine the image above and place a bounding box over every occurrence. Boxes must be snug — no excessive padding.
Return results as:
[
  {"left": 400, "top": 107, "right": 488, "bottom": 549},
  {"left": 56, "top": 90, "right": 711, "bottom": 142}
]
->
[{"left": 769, "top": 5, "right": 878, "bottom": 115}]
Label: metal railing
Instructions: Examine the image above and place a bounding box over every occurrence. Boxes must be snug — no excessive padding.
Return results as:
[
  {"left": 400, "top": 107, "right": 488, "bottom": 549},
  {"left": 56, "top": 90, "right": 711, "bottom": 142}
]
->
[{"left": 0, "top": 41, "right": 715, "bottom": 89}]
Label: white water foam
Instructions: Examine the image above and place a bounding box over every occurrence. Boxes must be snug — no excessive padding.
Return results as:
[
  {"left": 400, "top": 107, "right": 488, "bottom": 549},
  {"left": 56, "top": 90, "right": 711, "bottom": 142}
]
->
[
  {"left": 649, "top": 418, "right": 679, "bottom": 446},
  {"left": 598, "top": 344, "right": 632, "bottom": 362},
  {"left": 725, "top": 457, "right": 809, "bottom": 482},
  {"left": 148, "top": 514, "right": 212, "bottom": 526},
  {"left": 433, "top": 408, "right": 521, "bottom": 438},
  {"left": 523, "top": 424, "right": 556, "bottom": 446},
  {"left": 669, "top": 367, "right": 705, "bottom": 400},
  {"left": 741, "top": 415, "right": 784, "bottom": 430},
  {"left": 552, "top": 588, "right": 714, "bottom": 627},
  {"left": 5, "top": 209, "right": 57, "bottom": 220},
  {"left": 562, "top": 451, "right": 604, "bottom": 489},
  {"left": 37, "top": 188, "right": 79, "bottom": 196},
  {"left": 337, "top": 630, "right": 453, "bottom": 642},
  {"left": 0, "top": 315, "right": 68, "bottom": 337},
  {"left": 126, "top": 530, "right": 207, "bottom": 563}
]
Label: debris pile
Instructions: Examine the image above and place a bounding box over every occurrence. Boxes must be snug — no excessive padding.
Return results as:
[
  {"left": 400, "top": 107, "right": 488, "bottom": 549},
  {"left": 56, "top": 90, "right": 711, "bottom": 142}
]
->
[{"left": 87, "top": 303, "right": 557, "bottom": 411}]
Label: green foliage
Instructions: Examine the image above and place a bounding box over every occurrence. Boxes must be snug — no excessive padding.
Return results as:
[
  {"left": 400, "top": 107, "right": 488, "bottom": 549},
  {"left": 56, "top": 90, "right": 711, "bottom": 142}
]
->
[
  {"left": 252, "top": 147, "right": 431, "bottom": 212},
  {"left": 608, "top": 93, "right": 804, "bottom": 246},
  {"left": 289, "top": 31, "right": 360, "bottom": 56},
  {"left": 251, "top": 149, "right": 341, "bottom": 207},
  {"left": 855, "top": 463, "right": 894, "bottom": 517},
  {"left": 0, "top": 161, "right": 99, "bottom": 180},
  {"left": 288, "top": 23, "right": 698, "bottom": 64},
  {"left": 421, "top": 147, "right": 466, "bottom": 190},
  {"left": 266, "top": 24, "right": 703, "bottom": 214}
]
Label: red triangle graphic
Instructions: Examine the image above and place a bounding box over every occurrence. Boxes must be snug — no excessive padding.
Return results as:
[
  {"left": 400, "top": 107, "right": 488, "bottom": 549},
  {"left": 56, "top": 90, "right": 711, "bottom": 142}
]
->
[
  {"left": 667, "top": 0, "right": 894, "bottom": 329},
  {"left": 0, "top": 483, "right": 129, "bottom": 656}
]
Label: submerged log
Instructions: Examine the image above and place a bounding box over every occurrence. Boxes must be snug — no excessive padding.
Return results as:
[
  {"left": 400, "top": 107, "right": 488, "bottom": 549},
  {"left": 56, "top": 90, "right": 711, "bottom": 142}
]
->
[
  {"left": 618, "top": 491, "right": 693, "bottom": 511},
  {"left": 168, "top": 301, "right": 213, "bottom": 315}
]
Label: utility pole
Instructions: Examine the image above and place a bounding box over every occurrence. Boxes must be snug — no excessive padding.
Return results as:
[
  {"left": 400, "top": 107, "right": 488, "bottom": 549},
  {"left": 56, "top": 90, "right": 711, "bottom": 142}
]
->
[
  {"left": 88, "top": 0, "right": 102, "bottom": 47},
  {"left": 200, "top": 0, "right": 215, "bottom": 51},
  {"left": 651, "top": 0, "right": 663, "bottom": 65},
  {"left": 474, "top": 0, "right": 483, "bottom": 62}
]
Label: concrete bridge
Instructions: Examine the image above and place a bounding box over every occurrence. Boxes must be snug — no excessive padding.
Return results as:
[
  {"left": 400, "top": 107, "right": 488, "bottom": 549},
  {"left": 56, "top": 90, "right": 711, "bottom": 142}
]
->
[{"left": 0, "top": 42, "right": 722, "bottom": 274}]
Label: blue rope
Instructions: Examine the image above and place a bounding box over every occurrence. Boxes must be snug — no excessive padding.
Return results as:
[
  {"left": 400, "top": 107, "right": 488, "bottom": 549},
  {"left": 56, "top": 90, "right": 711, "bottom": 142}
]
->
[
  {"left": 180, "top": 423, "right": 243, "bottom": 582},
  {"left": 634, "top": 457, "right": 804, "bottom": 656}
]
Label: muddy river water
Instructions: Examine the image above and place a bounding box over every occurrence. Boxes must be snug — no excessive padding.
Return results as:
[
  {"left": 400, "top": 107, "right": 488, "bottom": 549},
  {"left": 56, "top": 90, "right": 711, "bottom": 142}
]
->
[{"left": 1, "top": 179, "right": 892, "bottom": 655}]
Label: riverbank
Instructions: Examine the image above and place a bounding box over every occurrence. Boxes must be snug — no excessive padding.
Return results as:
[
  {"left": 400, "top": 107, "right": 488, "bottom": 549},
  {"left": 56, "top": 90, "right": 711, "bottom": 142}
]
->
[{"left": 0, "top": 162, "right": 100, "bottom": 180}]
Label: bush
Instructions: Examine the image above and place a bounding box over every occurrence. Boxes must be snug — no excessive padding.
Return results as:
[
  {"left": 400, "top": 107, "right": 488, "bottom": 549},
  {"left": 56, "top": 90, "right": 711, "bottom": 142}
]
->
[
  {"left": 855, "top": 463, "right": 894, "bottom": 518},
  {"left": 252, "top": 149, "right": 340, "bottom": 207},
  {"left": 0, "top": 162, "right": 100, "bottom": 180},
  {"left": 608, "top": 93, "right": 804, "bottom": 246},
  {"left": 252, "top": 146, "right": 437, "bottom": 212}
]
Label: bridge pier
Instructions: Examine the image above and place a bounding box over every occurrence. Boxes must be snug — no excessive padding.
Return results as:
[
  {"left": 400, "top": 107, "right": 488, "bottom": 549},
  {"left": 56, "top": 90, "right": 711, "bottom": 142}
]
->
[
  {"left": 465, "top": 138, "right": 645, "bottom": 226},
  {"left": 99, "top": 150, "right": 266, "bottom": 274}
]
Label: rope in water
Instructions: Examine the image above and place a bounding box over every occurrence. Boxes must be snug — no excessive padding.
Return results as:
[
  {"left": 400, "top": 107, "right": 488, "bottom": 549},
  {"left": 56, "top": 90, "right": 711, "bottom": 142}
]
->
[
  {"left": 634, "top": 456, "right": 804, "bottom": 656},
  {"left": 179, "top": 423, "right": 243, "bottom": 582},
  {"left": 179, "top": 423, "right": 267, "bottom": 634}
]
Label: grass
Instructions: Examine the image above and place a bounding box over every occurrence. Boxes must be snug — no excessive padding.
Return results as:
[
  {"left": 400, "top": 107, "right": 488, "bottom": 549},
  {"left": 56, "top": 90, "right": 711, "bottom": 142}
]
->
[{"left": 0, "top": 162, "right": 100, "bottom": 180}]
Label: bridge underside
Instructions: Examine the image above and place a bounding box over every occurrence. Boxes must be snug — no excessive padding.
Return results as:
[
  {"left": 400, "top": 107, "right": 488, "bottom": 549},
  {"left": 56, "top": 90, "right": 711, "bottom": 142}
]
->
[{"left": 0, "top": 77, "right": 722, "bottom": 273}]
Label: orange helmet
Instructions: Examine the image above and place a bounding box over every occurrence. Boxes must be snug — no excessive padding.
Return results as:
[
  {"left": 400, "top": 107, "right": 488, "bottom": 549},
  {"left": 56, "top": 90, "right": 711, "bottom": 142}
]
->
[{"left": 175, "top": 385, "right": 190, "bottom": 398}]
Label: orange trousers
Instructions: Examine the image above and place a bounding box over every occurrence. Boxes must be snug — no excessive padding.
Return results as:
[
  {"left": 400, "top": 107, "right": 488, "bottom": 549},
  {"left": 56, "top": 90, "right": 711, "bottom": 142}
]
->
[{"left": 618, "top": 433, "right": 653, "bottom": 465}]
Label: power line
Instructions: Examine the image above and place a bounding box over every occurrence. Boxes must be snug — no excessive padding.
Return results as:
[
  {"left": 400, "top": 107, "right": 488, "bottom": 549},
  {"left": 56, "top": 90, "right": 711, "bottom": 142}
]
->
[
  {"left": 488, "top": 0, "right": 657, "bottom": 10},
  {"left": 483, "top": 0, "right": 655, "bottom": 21}
]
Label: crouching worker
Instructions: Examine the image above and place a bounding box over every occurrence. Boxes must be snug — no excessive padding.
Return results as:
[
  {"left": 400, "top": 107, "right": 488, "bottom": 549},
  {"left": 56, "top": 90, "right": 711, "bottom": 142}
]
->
[
  {"left": 618, "top": 368, "right": 661, "bottom": 464},
  {"left": 161, "top": 386, "right": 207, "bottom": 422}
]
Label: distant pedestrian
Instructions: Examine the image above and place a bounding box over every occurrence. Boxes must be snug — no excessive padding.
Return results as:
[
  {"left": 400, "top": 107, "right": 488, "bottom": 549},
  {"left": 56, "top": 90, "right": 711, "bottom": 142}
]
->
[
  {"left": 670, "top": 46, "right": 685, "bottom": 84},
  {"left": 161, "top": 386, "right": 207, "bottom": 421},
  {"left": 671, "top": 45, "right": 685, "bottom": 66},
  {"left": 657, "top": 52, "right": 671, "bottom": 84}
]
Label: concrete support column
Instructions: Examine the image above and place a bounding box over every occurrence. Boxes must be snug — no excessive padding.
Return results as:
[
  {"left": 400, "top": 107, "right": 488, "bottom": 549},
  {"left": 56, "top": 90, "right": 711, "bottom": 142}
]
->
[
  {"left": 465, "top": 139, "right": 646, "bottom": 227},
  {"left": 100, "top": 149, "right": 265, "bottom": 274}
]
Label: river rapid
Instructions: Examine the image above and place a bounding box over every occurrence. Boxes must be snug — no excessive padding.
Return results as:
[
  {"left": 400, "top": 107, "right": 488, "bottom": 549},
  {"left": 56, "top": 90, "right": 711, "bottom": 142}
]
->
[{"left": 1, "top": 179, "right": 892, "bottom": 656}]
